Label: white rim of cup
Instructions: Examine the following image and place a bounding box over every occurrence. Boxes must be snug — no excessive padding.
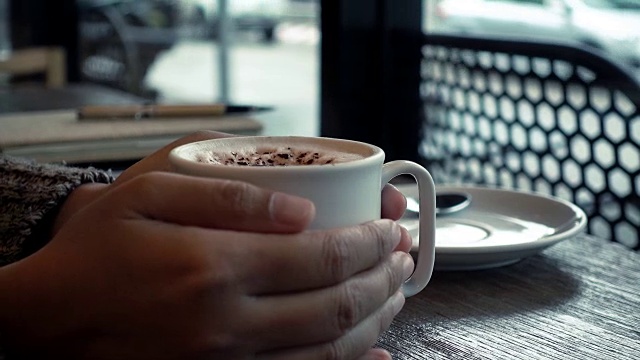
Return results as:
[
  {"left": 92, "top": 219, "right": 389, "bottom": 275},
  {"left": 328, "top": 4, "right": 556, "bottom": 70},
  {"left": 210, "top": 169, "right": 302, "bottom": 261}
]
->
[{"left": 168, "top": 136, "right": 386, "bottom": 173}]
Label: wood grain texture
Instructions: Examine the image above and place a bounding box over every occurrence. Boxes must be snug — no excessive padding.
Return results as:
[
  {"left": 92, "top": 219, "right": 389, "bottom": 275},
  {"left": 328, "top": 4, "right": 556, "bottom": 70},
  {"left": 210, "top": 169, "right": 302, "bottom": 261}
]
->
[{"left": 377, "top": 234, "right": 640, "bottom": 359}]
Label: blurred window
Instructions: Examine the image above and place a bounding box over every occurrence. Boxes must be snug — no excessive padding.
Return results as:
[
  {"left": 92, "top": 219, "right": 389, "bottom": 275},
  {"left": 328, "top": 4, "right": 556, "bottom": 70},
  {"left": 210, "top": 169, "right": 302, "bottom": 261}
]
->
[
  {"left": 488, "top": 0, "right": 544, "bottom": 4},
  {"left": 425, "top": 0, "right": 640, "bottom": 72},
  {"left": 77, "top": 0, "right": 321, "bottom": 136},
  {"left": 422, "top": 0, "right": 640, "bottom": 244},
  {"left": 0, "top": 0, "right": 10, "bottom": 57},
  {"left": 0, "top": 0, "right": 10, "bottom": 86}
]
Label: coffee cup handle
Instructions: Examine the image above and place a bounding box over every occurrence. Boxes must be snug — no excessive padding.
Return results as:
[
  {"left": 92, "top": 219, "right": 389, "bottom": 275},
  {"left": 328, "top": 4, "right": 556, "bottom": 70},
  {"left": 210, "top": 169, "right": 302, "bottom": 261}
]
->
[{"left": 381, "top": 160, "right": 436, "bottom": 297}]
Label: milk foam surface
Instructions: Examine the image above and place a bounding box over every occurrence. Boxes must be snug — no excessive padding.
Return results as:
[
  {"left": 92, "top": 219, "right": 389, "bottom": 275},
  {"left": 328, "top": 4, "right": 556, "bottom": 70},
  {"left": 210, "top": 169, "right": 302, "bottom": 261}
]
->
[{"left": 195, "top": 146, "right": 364, "bottom": 166}]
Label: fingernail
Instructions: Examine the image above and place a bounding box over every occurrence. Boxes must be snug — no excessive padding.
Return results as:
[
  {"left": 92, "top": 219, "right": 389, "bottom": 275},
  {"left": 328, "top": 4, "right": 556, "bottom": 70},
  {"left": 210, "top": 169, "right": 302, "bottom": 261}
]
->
[
  {"left": 384, "top": 183, "right": 400, "bottom": 193},
  {"left": 392, "top": 291, "right": 406, "bottom": 315},
  {"left": 270, "top": 192, "right": 315, "bottom": 225},
  {"left": 402, "top": 253, "right": 415, "bottom": 280}
]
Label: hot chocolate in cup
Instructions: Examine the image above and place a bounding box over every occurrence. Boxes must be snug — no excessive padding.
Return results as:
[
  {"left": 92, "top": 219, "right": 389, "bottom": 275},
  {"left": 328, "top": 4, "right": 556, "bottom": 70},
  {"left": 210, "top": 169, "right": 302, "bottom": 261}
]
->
[
  {"left": 169, "top": 136, "right": 437, "bottom": 297},
  {"left": 193, "top": 143, "right": 365, "bottom": 167}
]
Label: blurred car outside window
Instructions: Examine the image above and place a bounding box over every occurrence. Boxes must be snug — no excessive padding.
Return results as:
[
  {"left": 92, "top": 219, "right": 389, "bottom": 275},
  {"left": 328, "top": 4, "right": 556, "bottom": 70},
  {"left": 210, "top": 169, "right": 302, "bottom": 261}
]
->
[
  {"left": 178, "top": 0, "right": 289, "bottom": 43},
  {"left": 425, "top": 0, "right": 640, "bottom": 73}
]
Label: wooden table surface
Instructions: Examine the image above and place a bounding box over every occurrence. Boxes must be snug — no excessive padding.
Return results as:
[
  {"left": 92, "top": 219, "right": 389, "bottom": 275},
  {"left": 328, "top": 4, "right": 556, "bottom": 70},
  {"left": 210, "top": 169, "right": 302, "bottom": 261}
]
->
[{"left": 377, "top": 233, "right": 639, "bottom": 359}]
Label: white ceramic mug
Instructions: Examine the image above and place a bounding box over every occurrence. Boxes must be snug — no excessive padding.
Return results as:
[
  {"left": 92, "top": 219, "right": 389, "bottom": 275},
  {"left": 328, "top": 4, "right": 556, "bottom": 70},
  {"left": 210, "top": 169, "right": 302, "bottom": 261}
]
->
[{"left": 169, "top": 136, "right": 436, "bottom": 297}]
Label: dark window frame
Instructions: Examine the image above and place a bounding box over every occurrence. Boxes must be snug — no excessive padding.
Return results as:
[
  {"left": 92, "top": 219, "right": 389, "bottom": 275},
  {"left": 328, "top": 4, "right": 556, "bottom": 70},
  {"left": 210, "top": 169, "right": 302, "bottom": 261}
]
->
[
  {"left": 9, "top": 0, "right": 80, "bottom": 81},
  {"left": 320, "top": 0, "right": 424, "bottom": 162}
]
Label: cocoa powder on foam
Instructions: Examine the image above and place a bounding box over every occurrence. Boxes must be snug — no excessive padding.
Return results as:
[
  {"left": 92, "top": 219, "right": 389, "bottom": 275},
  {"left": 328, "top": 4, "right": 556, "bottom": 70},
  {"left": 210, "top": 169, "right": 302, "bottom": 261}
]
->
[{"left": 195, "top": 146, "right": 363, "bottom": 166}]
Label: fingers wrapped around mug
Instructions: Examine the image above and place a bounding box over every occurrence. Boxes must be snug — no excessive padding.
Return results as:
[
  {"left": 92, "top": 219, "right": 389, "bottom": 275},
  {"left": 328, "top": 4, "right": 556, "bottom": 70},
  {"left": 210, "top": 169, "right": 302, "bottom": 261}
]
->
[
  {"left": 381, "top": 183, "right": 407, "bottom": 221},
  {"left": 98, "top": 187, "right": 413, "bottom": 358},
  {"left": 184, "top": 220, "right": 414, "bottom": 357}
]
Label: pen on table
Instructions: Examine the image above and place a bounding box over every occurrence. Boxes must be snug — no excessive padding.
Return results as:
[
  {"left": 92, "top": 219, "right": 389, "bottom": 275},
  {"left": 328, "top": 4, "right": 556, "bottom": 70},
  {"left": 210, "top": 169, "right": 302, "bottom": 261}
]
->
[{"left": 76, "top": 104, "right": 273, "bottom": 120}]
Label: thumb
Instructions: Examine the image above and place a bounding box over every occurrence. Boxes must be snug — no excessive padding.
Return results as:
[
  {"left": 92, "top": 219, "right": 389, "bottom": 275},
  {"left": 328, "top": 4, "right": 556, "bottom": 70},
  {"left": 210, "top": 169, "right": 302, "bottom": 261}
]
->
[
  {"left": 108, "top": 172, "right": 315, "bottom": 233},
  {"left": 114, "top": 131, "right": 236, "bottom": 186}
]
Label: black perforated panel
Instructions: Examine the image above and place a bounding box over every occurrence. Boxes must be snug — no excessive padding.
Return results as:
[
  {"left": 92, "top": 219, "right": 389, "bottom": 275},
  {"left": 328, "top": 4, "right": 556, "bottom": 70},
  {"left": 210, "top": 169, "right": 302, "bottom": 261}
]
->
[{"left": 420, "top": 35, "right": 640, "bottom": 249}]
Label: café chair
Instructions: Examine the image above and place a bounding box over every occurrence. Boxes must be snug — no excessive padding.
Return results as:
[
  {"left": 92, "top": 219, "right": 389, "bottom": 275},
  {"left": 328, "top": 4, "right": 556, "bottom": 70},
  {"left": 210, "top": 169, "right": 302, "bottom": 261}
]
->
[
  {"left": 0, "top": 47, "right": 67, "bottom": 88},
  {"left": 420, "top": 34, "right": 640, "bottom": 250}
]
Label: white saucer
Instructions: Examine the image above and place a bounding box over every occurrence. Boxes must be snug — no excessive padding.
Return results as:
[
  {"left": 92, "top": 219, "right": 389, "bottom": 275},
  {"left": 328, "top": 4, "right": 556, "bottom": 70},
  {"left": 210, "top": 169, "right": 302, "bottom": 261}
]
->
[{"left": 397, "top": 184, "right": 587, "bottom": 271}]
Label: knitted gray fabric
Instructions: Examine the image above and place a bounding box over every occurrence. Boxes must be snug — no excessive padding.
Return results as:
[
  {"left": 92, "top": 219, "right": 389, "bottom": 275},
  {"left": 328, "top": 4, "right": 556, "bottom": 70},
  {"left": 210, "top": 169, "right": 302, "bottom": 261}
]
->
[
  {"left": 0, "top": 156, "right": 115, "bottom": 266},
  {"left": 0, "top": 156, "right": 115, "bottom": 359}
]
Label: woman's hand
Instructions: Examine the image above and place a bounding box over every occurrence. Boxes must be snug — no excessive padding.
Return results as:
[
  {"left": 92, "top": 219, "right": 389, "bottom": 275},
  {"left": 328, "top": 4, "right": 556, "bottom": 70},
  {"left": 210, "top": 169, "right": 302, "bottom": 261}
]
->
[
  {"left": 38, "top": 130, "right": 410, "bottom": 359},
  {"left": 112, "top": 131, "right": 236, "bottom": 186},
  {"left": 1, "top": 172, "right": 413, "bottom": 359},
  {"left": 52, "top": 131, "right": 408, "bottom": 235},
  {"left": 52, "top": 131, "right": 236, "bottom": 235}
]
